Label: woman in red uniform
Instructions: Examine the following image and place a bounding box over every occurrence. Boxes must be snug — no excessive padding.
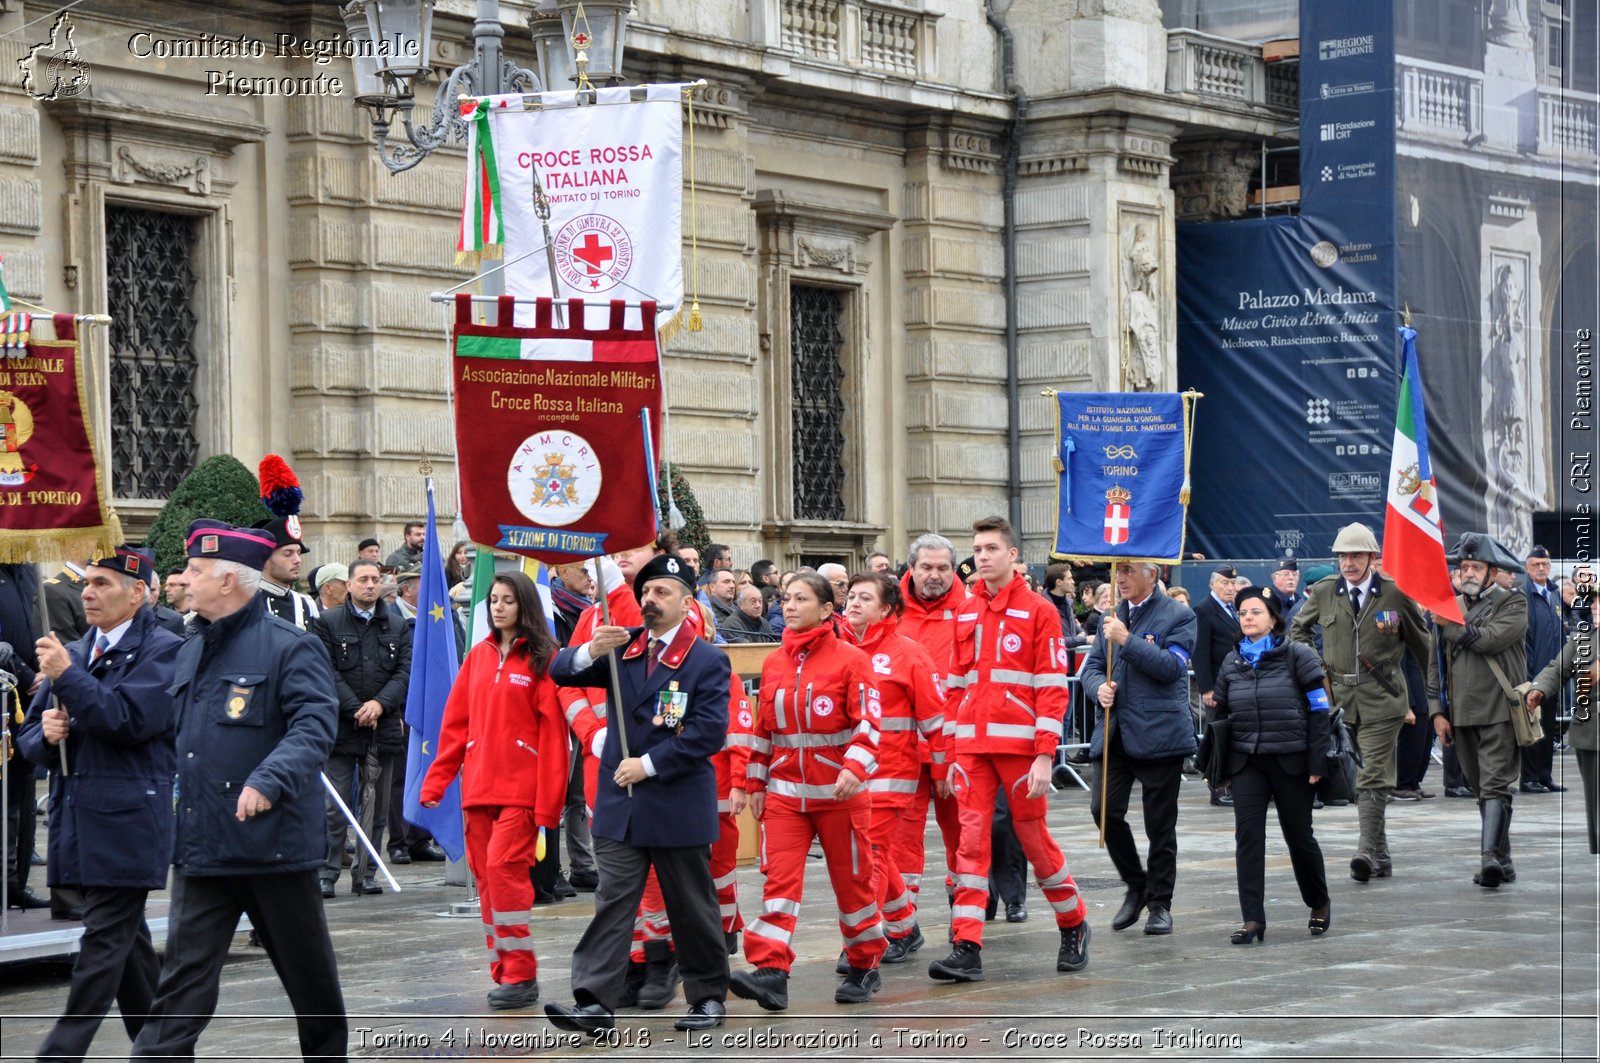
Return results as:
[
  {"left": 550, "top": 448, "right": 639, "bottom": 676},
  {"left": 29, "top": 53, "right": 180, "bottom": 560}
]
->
[
  {"left": 421, "top": 571, "right": 569, "bottom": 1011},
  {"left": 731, "top": 572, "right": 885, "bottom": 1011},
  {"left": 842, "top": 571, "right": 947, "bottom": 965}
]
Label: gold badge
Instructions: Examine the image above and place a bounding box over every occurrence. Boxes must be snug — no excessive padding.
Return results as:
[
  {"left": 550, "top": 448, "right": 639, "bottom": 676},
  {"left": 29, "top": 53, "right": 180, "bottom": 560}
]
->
[{"left": 227, "top": 684, "right": 253, "bottom": 719}]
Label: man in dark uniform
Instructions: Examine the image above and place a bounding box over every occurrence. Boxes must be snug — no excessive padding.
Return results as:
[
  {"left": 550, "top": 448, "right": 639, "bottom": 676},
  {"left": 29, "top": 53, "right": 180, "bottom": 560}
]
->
[
  {"left": 42, "top": 562, "right": 89, "bottom": 643},
  {"left": 1431, "top": 533, "right": 1529, "bottom": 888},
  {"left": 1519, "top": 545, "right": 1566, "bottom": 793},
  {"left": 1, "top": 561, "right": 46, "bottom": 911},
  {"left": 130, "top": 520, "right": 345, "bottom": 1061},
  {"left": 257, "top": 514, "right": 320, "bottom": 631},
  {"left": 1193, "top": 564, "right": 1241, "bottom": 806},
  {"left": 544, "top": 554, "right": 731, "bottom": 1035},
  {"left": 1268, "top": 556, "right": 1306, "bottom": 629},
  {"left": 17, "top": 546, "right": 182, "bottom": 1062}
]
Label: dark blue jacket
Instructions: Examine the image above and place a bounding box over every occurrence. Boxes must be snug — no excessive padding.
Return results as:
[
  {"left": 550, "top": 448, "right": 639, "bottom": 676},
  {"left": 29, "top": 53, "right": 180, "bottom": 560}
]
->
[
  {"left": 1081, "top": 588, "right": 1198, "bottom": 761},
  {"left": 1213, "top": 636, "right": 1329, "bottom": 777},
  {"left": 551, "top": 626, "right": 730, "bottom": 848},
  {"left": 16, "top": 607, "right": 181, "bottom": 889},
  {"left": 169, "top": 594, "right": 337, "bottom": 875},
  {"left": 1521, "top": 580, "right": 1564, "bottom": 680}
]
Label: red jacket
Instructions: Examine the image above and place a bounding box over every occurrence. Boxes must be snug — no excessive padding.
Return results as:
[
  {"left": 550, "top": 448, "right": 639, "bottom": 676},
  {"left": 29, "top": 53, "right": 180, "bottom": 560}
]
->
[
  {"left": 422, "top": 635, "right": 570, "bottom": 828},
  {"left": 946, "top": 575, "right": 1070, "bottom": 759},
  {"left": 717, "top": 673, "right": 752, "bottom": 808},
  {"left": 898, "top": 572, "right": 968, "bottom": 767},
  {"left": 744, "top": 624, "right": 878, "bottom": 808},
  {"left": 843, "top": 618, "right": 947, "bottom": 801},
  {"left": 559, "top": 585, "right": 643, "bottom": 755}
]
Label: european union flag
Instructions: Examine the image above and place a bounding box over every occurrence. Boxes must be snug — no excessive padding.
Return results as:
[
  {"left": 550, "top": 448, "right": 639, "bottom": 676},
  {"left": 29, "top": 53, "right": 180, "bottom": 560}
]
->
[
  {"left": 402, "top": 480, "right": 465, "bottom": 861},
  {"left": 1051, "top": 391, "right": 1197, "bottom": 563}
]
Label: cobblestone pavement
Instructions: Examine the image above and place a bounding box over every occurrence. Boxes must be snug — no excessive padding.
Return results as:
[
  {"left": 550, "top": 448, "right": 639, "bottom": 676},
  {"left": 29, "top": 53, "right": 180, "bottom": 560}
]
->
[{"left": 3, "top": 761, "right": 1597, "bottom": 1062}]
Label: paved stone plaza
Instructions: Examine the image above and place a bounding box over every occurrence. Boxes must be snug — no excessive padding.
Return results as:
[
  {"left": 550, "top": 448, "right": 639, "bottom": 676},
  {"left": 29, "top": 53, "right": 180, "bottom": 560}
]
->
[{"left": 3, "top": 763, "right": 1597, "bottom": 1062}]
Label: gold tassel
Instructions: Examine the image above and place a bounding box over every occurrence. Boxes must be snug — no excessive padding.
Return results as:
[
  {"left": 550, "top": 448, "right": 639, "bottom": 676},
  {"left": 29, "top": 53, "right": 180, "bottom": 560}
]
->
[
  {"left": 687, "top": 299, "right": 703, "bottom": 332},
  {"left": 684, "top": 85, "right": 702, "bottom": 335},
  {"left": 1051, "top": 455, "right": 1064, "bottom": 473}
]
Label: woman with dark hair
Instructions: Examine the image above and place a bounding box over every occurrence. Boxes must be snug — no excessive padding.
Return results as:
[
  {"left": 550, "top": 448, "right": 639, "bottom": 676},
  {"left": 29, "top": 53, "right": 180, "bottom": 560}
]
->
[
  {"left": 1212, "top": 586, "right": 1330, "bottom": 944},
  {"left": 445, "top": 540, "right": 474, "bottom": 588},
  {"left": 730, "top": 572, "right": 885, "bottom": 1011},
  {"left": 421, "top": 571, "right": 569, "bottom": 1009},
  {"left": 841, "top": 571, "right": 947, "bottom": 965}
]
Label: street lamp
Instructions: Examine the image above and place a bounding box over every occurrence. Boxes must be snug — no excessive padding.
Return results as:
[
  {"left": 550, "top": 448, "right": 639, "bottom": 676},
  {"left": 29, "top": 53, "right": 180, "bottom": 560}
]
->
[
  {"left": 343, "top": 0, "right": 541, "bottom": 175},
  {"left": 556, "top": 0, "right": 632, "bottom": 86}
]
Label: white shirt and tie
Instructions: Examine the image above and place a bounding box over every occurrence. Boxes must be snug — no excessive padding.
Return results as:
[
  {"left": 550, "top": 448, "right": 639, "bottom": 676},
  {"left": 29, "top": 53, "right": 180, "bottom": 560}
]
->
[
  {"left": 89, "top": 618, "right": 135, "bottom": 665},
  {"left": 573, "top": 621, "right": 686, "bottom": 779}
]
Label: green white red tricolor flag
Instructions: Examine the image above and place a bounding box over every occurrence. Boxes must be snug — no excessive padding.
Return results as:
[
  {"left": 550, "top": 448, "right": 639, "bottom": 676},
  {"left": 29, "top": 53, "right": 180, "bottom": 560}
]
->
[{"left": 1382, "top": 326, "right": 1464, "bottom": 624}]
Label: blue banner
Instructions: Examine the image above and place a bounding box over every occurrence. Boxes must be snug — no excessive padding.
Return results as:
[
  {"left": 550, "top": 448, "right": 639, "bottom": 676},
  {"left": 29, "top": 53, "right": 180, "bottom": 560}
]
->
[
  {"left": 1177, "top": 0, "right": 1398, "bottom": 560},
  {"left": 1051, "top": 391, "right": 1192, "bottom": 562}
]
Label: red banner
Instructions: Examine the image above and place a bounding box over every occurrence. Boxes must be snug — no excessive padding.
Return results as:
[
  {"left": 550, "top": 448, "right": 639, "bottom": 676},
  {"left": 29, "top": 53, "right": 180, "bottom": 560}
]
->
[
  {"left": 0, "top": 314, "right": 121, "bottom": 562},
  {"left": 451, "top": 296, "right": 662, "bottom": 563}
]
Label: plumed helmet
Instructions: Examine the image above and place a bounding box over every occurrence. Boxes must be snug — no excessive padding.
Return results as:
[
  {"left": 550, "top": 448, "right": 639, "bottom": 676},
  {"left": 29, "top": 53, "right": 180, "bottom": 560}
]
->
[{"left": 1331, "top": 522, "right": 1380, "bottom": 554}]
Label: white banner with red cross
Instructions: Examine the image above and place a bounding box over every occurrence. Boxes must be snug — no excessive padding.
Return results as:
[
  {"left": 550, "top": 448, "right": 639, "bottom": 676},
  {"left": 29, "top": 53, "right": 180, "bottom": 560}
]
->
[{"left": 458, "top": 84, "right": 685, "bottom": 328}]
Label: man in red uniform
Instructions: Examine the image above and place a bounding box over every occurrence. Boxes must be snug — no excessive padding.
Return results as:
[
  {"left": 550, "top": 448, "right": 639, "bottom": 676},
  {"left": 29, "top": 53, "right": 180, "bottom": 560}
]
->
[
  {"left": 929, "top": 516, "right": 1089, "bottom": 983},
  {"left": 894, "top": 534, "right": 965, "bottom": 933}
]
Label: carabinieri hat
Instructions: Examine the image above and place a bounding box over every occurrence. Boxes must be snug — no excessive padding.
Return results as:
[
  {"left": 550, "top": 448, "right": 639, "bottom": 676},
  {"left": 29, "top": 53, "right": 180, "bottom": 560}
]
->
[
  {"left": 186, "top": 519, "right": 276, "bottom": 571},
  {"left": 87, "top": 545, "right": 149, "bottom": 582},
  {"left": 633, "top": 553, "right": 698, "bottom": 598},
  {"left": 254, "top": 454, "right": 308, "bottom": 554}
]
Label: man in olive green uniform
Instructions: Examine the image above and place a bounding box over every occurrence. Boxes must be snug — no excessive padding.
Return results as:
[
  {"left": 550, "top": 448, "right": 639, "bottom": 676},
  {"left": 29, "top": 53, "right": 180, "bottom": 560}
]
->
[
  {"left": 1291, "top": 522, "right": 1434, "bottom": 882},
  {"left": 1430, "top": 533, "right": 1528, "bottom": 888},
  {"left": 1528, "top": 589, "right": 1597, "bottom": 854}
]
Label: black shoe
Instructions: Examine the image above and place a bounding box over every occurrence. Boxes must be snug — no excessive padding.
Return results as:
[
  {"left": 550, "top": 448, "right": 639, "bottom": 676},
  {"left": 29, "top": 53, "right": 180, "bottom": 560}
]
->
[
  {"left": 1444, "top": 785, "right": 1475, "bottom": 798},
  {"left": 637, "top": 941, "right": 681, "bottom": 1010},
  {"left": 50, "top": 905, "right": 85, "bottom": 921},
  {"left": 1541, "top": 779, "right": 1568, "bottom": 793},
  {"left": 928, "top": 941, "right": 984, "bottom": 983},
  {"left": 728, "top": 966, "right": 789, "bottom": 1012},
  {"left": 533, "top": 889, "right": 558, "bottom": 906},
  {"left": 1057, "top": 922, "right": 1091, "bottom": 972},
  {"left": 617, "top": 961, "right": 647, "bottom": 1008},
  {"left": 351, "top": 877, "right": 382, "bottom": 896},
  {"left": 1308, "top": 904, "right": 1331, "bottom": 936},
  {"left": 570, "top": 870, "right": 599, "bottom": 892},
  {"left": 247, "top": 929, "right": 262, "bottom": 948},
  {"left": 388, "top": 848, "right": 412, "bottom": 865},
  {"left": 1143, "top": 906, "right": 1173, "bottom": 935},
  {"left": 1390, "top": 788, "right": 1422, "bottom": 801},
  {"left": 984, "top": 894, "right": 998, "bottom": 921},
  {"left": 411, "top": 841, "right": 448, "bottom": 861},
  {"left": 674, "top": 998, "right": 726, "bottom": 1032},
  {"left": 320, "top": 879, "right": 336, "bottom": 900},
  {"left": 1210, "top": 789, "right": 1233, "bottom": 806},
  {"left": 882, "top": 924, "right": 925, "bottom": 964},
  {"left": 834, "top": 965, "right": 882, "bottom": 1004},
  {"left": 1231, "top": 922, "right": 1265, "bottom": 944},
  {"left": 29, "top": 849, "right": 44, "bottom": 867},
  {"left": 544, "top": 1000, "right": 615, "bottom": 1035},
  {"left": 1005, "top": 902, "right": 1028, "bottom": 923},
  {"left": 1520, "top": 781, "right": 1550, "bottom": 794},
  {"left": 835, "top": 949, "right": 849, "bottom": 976},
  {"left": 553, "top": 872, "right": 577, "bottom": 900},
  {"left": 1312, "top": 795, "right": 1325, "bottom": 810},
  {"left": 9, "top": 887, "right": 50, "bottom": 911},
  {"left": 487, "top": 978, "right": 539, "bottom": 1010},
  {"left": 724, "top": 929, "right": 740, "bottom": 956},
  {"left": 1111, "top": 889, "right": 1145, "bottom": 931},
  {"left": 1349, "top": 851, "right": 1374, "bottom": 883}
]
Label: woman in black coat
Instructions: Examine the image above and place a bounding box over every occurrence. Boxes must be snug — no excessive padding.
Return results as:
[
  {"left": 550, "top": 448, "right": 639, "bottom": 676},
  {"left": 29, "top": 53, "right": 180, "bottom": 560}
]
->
[{"left": 1213, "top": 586, "right": 1331, "bottom": 943}]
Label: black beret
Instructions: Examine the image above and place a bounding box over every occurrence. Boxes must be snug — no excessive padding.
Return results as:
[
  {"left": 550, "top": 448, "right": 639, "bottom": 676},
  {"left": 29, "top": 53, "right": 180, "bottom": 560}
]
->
[
  {"left": 633, "top": 553, "right": 697, "bottom": 598},
  {"left": 254, "top": 515, "right": 309, "bottom": 553},
  {"left": 358, "top": 537, "right": 380, "bottom": 551},
  {"left": 186, "top": 520, "right": 276, "bottom": 570},
  {"left": 1274, "top": 556, "right": 1299, "bottom": 572},
  {"left": 1234, "top": 585, "right": 1285, "bottom": 631},
  {"left": 956, "top": 556, "right": 977, "bottom": 581},
  {"left": 1527, "top": 545, "right": 1550, "bottom": 559},
  {"left": 1213, "top": 564, "right": 1238, "bottom": 580},
  {"left": 88, "top": 545, "right": 151, "bottom": 583}
]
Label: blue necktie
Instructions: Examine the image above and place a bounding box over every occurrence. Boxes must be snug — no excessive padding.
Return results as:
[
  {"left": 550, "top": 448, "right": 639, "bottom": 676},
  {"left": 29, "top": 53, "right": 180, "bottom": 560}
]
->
[{"left": 91, "top": 633, "right": 110, "bottom": 663}]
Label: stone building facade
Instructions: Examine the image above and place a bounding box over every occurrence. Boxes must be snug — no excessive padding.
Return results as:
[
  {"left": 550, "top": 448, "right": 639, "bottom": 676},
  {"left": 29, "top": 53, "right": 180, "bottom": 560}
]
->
[{"left": 1, "top": 0, "right": 1298, "bottom": 567}]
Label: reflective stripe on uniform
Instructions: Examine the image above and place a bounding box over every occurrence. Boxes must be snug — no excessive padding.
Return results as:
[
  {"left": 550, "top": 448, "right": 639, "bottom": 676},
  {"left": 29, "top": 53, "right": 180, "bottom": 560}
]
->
[
  {"left": 774, "top": 687, "right": 788, "bottom": 730},
  {"left": 746, "top": 762, "right": 769, "bottom": 781},
  {"left": 954, "top": 873, "right": 988, "bottom": 890},
  {"left": 866, "top": 777, "right": 918, "bottom": 794},
  {"left": 494, "top": 936, "right": 537, "bottom": 951},
  {"left": 768, "top": 779, "right": 836, "bottom": 800},
  {"left": 1037, "top": 866, "right": 1072, "bottom": 889},
  {"left": 764, "top": 897, "right": 801, "bottom": 916},
  {"left": 491, "top": 909, "right": 531, "bottom": 925},
  {"left": 771, "top": 731, "right": 851, "bottom": 749},
  {"left": 726, "top": 732, "right": 772, "bottom": 753},
  {"left": 562, "top": 699, "right": 590, "bottom": 725},
  {"left": 854, "top": 720, "right": 880, "bottom": 744},
  {"left": 954, "top": 724, "right": 977, "bottom": 739},
  {"left": 986, "top": 722, "right": 1035, "bottom": 740},
  {"left": 991, "top": 668, "right": 1036, "bottom": 687},
  {"left": 838, "top": 902, "right": 877, "bottom": 926},
  {"left": 713, "top": 870, "right": 738, "bottom": 889},
  {"left": 1033, "top": 673, "right": 1071, "bottom": 688},
  {"left": 919, "top": 714, "right": 944, "bottom": 733},
  {"left": 1048, "top": 892, "right": 1082, "bottom": 913},
  {"left": 845, "top": 746, "right": 878, "bottom": 773},
  {"left": 1035, "top": 716, "right": 1064, "bottom": 737},
  {"left": 843, "top": 924, "right": 885, "bottom": 945},
  {"left": 716, "top": 799, "right": 732, "bottom": 814},
  {"left": 878, "top": 717, "right": 916, "bottom": 731},
  {"left": 951, "top": 904, "right": 987, "bottom": 922},
  {"left": 746, "top": 919, "right": 792, "bottom": 944}
]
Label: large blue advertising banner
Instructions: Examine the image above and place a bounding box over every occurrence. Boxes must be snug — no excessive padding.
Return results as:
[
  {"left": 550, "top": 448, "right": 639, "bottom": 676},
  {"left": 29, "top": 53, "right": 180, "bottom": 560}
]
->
[{"left": 1178, "top": 1, "right": 1399, "bottom": 559}]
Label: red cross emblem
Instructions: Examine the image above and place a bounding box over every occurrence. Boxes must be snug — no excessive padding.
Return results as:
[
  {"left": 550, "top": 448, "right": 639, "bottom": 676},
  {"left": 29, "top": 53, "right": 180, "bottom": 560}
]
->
[{"left": 572, "top": 233, "right": 615, "bottom": 275}]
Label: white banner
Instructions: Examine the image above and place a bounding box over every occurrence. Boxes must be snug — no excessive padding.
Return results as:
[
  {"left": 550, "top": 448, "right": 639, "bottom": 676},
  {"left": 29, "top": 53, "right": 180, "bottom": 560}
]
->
[{"left": 460, "top": 85, "right": 685, "bottom": 327}]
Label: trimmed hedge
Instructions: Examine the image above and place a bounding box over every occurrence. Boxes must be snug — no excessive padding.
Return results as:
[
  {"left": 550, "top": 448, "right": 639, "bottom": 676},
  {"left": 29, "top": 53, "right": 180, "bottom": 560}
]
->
[
  {"left": 657, "top": 462, "right": 709, "bottom": 555},
  {"left": 145, "top": 455, "right": 269, "bottom": 580}
]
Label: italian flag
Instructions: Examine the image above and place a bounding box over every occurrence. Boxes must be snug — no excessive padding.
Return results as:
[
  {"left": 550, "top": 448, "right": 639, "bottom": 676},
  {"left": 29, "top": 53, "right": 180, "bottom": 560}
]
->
[
  {"left": 456, "top": 99, "right": 504, "bottom": 266},
  {"left": 1382, "top": 326, "right": 1464, "bottom": 623}
]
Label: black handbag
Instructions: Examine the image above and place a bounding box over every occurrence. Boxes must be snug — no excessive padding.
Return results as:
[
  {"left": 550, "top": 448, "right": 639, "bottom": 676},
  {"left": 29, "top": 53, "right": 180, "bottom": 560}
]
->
[
  {"left": 1315, "top": 707, "right": 1361, "bottom": 806},
  {"left": 1197, "top": 717, "right": 1232, "bottom": 788}
]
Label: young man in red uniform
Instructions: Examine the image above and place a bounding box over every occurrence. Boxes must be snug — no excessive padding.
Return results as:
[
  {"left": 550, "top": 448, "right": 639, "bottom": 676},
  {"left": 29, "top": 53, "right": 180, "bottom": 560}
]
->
[{"left": 929, "top": 516, "right": 1089, "bottom": 983}]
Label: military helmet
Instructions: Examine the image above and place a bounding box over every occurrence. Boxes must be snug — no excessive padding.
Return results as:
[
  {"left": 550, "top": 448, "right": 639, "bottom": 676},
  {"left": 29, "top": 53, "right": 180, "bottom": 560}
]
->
[{"left": 1331, "top": 522, "right": 1380, "bottom": 554}]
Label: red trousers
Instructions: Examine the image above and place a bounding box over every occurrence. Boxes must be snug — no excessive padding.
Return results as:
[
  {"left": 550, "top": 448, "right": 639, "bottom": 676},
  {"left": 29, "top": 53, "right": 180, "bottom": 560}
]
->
[
  {"left": 629, "top": 809, "right": 743, "bottom": 962},
  {"left": 950, "top": 752, "right": 1084, "bottom": 947},
  {"left": 869, "top": 802, "right": 917, "bottom": 940},
  {"left": 744, "top": 795, "right": 886, "bottom": 973},
  {"left": 893, "top": 765, "right": 962, "bottom": 903},
  {"left": 464, "top": 805, "right": 540, "bottom": 984}
]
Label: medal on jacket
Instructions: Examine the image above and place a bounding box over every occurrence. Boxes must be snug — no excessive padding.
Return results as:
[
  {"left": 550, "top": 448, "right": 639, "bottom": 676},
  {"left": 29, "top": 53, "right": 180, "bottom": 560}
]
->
[
  {"left": 1374, "top": 610, "right": 1399, "bottom": 635},
  {"left": 656, "top": 681, "right": 687, "bottom": 732}
]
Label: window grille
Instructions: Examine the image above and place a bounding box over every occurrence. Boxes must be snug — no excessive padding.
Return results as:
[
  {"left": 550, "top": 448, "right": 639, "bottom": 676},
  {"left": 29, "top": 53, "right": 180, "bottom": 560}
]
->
[
  {"left": 105, "top": 206, "right": 199, "bottom": 499},
  {"left": 790, "top": 286, "right": 847, "bottom": 521}
]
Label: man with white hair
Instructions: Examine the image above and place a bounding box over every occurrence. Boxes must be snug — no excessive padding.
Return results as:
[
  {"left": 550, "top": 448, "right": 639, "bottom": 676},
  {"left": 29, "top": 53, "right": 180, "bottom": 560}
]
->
[
  {"left": 818, "top": 563, "right": 849, "bottom": 610},
  {"left": 130, "top": 519, "right": 344, "bottom": 1061}
]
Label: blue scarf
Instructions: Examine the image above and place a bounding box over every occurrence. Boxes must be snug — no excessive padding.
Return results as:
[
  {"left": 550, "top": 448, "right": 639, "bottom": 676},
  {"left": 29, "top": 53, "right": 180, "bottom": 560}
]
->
[{"left": 1237, "top": 632, "right": 1279, "bottom": 668}]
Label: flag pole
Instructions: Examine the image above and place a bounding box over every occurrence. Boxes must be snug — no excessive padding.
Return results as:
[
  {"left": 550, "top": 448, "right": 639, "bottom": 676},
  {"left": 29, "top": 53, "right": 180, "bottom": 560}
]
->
[
  {"left": 1099, "top": 561, "right": 1117, "bottom": 849},
  {"left": 595, "top": 569, "right": 634, "bottom": 798}
]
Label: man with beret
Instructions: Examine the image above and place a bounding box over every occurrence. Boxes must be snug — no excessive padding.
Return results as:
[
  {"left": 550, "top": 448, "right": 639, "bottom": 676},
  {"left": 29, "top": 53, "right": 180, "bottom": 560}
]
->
[
  {"left": 17, "top": 547, "right": 182, "bottom": 1062},
  {"left": 130, "top": 520, "right": 346, "bottom": 1061},
  {"left": 257, "top": 514, "right": 320, "bottom": 630},
  {"left": 1268, "top": 557, "right": 1306, "bottom": 628},
  {"left": 1194, "top": 564, "right": 1242, "bottom": 806},
  {"left": 1293, "top": 523, "right": 1435, "bottom": 882},
  {"left": 357, "top": 538, "right": 381, "bottom": 563},
  {"left": 544, "top": 553, "right": 731, "bottom": 1035},
  {"left": 1430, "top": 533, "right": 1529, "bottom": 887},
  {"left": 1519, "top": 545, "right": 1567, "bottom": 793}
]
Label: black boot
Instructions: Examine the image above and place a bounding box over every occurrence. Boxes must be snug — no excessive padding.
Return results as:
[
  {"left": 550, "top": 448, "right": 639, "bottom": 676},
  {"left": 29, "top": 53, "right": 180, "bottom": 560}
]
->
[
  {"left": 616, "top": 961, "right": 647, "bottom": 1008},
  {"left": 728, "top": 966, "right": 789, "bottom": 1011},
  {"left": 1499, "top": 802, "right": 1516, "bottom": 883},
  {"left": 928, "top": 940, "right": 984, "bottom": 983},
  {"left": 636, "top": 939, "right": 681, "bottom": 1010},
  {"left": 1474, "top": 799, "right": 1509, "bottom": 888}
]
